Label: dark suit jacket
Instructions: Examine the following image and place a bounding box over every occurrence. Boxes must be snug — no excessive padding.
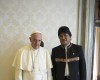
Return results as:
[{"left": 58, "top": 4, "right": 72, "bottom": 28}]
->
[{"left": 51, "top": 43, "right": 86, "bottom": 80}]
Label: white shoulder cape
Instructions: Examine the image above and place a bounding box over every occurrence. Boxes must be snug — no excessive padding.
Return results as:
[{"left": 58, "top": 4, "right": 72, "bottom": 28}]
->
[{"left": 12, "top": 45, "right": 52, "bottom": 71}]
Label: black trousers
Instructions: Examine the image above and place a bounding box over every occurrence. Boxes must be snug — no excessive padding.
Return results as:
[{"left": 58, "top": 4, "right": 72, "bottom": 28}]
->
[{"left": 64, "top": 76, "right": 70, "bottom": 80}]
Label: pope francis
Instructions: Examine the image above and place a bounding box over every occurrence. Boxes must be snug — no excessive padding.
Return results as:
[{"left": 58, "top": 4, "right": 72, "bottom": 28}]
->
[{"left": 12, "top": 31, "right": 53, "bottom": 80}]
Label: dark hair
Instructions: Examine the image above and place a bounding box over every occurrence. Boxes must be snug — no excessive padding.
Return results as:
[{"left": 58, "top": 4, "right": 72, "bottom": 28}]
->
[
  {"left": 40, "top": 41, "right": 44, "bottom": 47},
  {"left": 58, "top": 26, "right": 72, "bottom": 37}
]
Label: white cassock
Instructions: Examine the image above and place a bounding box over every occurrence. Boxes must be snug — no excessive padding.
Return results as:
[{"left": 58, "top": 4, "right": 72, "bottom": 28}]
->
[{"left": 12, "top": 44, "right": 53, "bottom": 80}]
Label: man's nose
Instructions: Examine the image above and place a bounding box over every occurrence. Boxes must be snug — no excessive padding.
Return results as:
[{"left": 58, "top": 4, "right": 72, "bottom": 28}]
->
[{"left": 62, "top": 36, "right": 66, "bottom": 39}]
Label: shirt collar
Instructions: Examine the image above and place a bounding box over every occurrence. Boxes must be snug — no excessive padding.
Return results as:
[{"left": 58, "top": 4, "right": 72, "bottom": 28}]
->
[
  {"left": 61, "top": 43, "right": 72, "bottom": 49},
  {"left": 65, "top": 43, "right": 72, "bottom": 49}
]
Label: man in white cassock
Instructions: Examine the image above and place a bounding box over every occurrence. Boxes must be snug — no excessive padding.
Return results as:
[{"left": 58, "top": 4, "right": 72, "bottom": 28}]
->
[{"left": 12, "top": 31, "right": 53, "bottom": 80}]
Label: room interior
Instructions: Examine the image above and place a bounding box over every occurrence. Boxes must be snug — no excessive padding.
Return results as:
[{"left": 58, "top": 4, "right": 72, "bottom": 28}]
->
[{"left": 0, "top": 0, "right": 100, "bottom": 80}]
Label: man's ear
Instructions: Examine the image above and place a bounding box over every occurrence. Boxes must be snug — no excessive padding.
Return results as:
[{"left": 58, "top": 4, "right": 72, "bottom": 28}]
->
[{"left": 70, "top": 37, "right": 71, "bottom": 40}]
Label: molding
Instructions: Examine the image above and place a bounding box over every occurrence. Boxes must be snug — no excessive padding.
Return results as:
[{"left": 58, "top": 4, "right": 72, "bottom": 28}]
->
[{"left": 77, "top": 0, "right": 83, "bottom": 45}]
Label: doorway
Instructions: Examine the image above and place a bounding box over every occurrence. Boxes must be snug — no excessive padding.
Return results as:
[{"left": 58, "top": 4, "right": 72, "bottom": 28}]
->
[{"left": 93, "top": 27, "right": 100, "bottom": 80}]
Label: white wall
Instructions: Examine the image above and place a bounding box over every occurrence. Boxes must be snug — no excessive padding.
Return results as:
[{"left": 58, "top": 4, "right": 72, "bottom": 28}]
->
[{"left": 0, "top": 0, "right": 78, "bottom": 80}]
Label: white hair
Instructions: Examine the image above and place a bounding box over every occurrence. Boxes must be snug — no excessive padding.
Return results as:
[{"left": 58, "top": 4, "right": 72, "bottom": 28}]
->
[{"left": 30, "top": 30, "right": 42, "bottom": 36}]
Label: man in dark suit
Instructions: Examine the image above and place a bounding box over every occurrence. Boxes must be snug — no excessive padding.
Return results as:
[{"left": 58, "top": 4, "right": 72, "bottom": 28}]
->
[{"left": 51, "top": 26, "right": 86, "bottom": 80}]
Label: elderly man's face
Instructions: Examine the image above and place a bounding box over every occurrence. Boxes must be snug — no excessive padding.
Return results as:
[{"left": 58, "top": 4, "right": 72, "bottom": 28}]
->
[
  {"left": 30, "top": 33, "right": 42, "bottom": 49},
  {"left": 59, "top": 33, "right": 71, "bottom": 46}
]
